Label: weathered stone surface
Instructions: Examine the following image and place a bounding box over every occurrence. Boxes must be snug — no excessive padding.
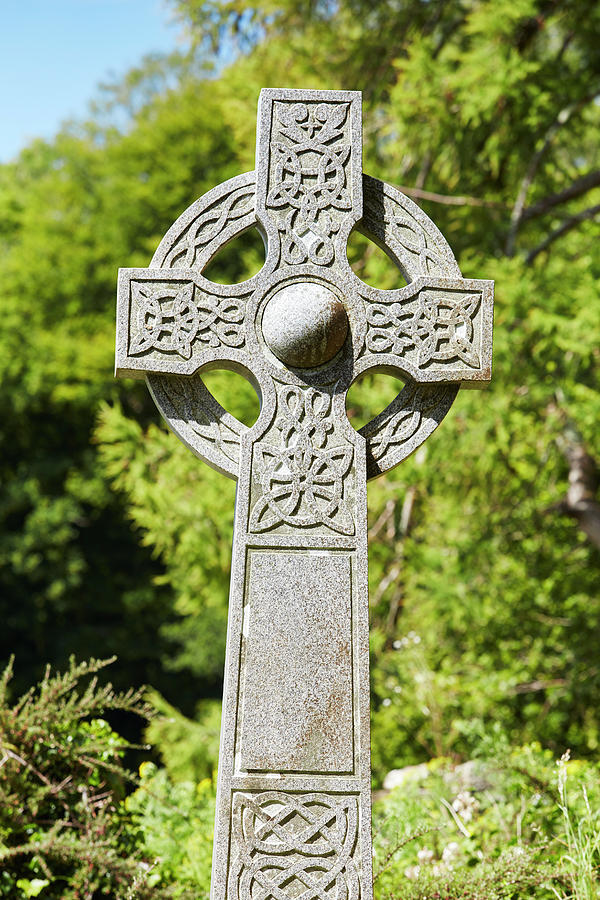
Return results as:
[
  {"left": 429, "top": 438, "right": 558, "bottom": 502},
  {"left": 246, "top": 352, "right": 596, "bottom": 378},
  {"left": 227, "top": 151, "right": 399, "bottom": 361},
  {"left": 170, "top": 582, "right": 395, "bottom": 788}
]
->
[
  {"left": 261, "top": 282, "right": 348, "bottom": 367},
  {"left": 383, "top": 763, "right": 430, "bottom": 791},
  {"left": 240, "top": 551, "right": 353, "bottom": 773},
  {"left": 115, "top": 87, "right": 494, "bottom": 900}
]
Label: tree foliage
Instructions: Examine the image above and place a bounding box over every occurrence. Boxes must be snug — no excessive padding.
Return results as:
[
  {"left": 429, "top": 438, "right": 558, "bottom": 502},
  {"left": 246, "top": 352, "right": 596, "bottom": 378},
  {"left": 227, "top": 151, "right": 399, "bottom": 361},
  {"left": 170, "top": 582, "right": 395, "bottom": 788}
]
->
[{"left": 1, "top": 0, "right": 599, "bottom": 787}]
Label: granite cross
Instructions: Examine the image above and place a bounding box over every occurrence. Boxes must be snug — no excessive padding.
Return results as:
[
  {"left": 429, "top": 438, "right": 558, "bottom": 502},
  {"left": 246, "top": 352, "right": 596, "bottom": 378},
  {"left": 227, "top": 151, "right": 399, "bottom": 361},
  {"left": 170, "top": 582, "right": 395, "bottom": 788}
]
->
[{"left": 115, "top": 88, "right": 493, "bottom": 900}]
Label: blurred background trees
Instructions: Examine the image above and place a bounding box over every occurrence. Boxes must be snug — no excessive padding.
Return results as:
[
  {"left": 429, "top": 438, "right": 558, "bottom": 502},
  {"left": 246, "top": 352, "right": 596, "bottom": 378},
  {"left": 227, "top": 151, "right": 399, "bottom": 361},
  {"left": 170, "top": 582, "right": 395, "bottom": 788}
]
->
[{"left": 1, "top": 0, "right": 599, "bottom": 777}]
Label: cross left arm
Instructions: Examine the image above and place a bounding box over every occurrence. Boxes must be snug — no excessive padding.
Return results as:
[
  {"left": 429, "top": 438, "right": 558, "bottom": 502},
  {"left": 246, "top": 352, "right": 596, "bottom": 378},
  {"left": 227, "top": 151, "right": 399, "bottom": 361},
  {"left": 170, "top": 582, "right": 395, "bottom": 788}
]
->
[{"left": 115, "top": 267, "right": 254, "bottom": 378}]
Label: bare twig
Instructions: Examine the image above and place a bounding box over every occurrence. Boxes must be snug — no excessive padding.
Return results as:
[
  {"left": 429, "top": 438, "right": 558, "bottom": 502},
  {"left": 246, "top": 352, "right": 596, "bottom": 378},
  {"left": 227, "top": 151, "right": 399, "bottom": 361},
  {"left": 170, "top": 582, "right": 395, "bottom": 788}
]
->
[
  {"left": 506, "top": 108, "right": 573, "bottom": 256},
  {"left": 399, "top": 486, "right": 415, "bottom": 535},
  {"left": 370, "top": 487, "right": 416, "bottom": 635},
  {"left": 373, "top": 825, "right": 443, "bottom": 883},
  {"left": 384, "top": 486, "right": 416, "bottom": 633},
  {"left": 512, "top": 678, "right": 567, "bottom": 694},
  {"left": 554, "top": 433, "right": 600, "bottom": 549},
  {"left": 440, "top": 796, "right": 471, "bottom": 837},
  {"left": 506, "top": 90, "right": 600, "bottom": 255},
  {"left": 526, "top": 203, "right": 600, "bottom": 264},
  {"left": 414, "top": 150, "right": 432, "bottom": 191},
  {"left": 373, "top": 563, "right": 401, "bottom": 608},
  {"left": 522, "top": 169, "right": 600, "bottom": 222},
  {"left": 368, "top": 499, "right": 396, "bottom": 542},
  {"left": 396, "top": 184, "right": 504, "bottom": 209},
  {"left": 531, "top": 612, "right": 572, "bottom": 626},
  {"left": 0, "top": 748, "right": 52, "bottom": 787}
]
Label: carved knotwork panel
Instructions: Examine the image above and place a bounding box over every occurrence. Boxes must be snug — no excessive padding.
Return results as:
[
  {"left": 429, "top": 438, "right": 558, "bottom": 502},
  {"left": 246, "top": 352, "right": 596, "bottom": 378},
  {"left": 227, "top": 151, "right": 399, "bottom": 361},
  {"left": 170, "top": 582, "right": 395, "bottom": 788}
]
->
[
  {"left": 229, "top": 792, "right": 360, "bottom": 900},
  {"left": 265, "top": 101, "right": 351, "bottom": 266},
  {"left": 249, "top": 383, "right": 355, "bottom": 536},
  {"left": 357, "top": 278, "right": 493, "bottom": 381},
  {"left": 256, "top": 90, "right": 362, "bottom": 269},
  {"left": 365, "top": 287, "right": 483, "bottom": 367},
  {"left": 128, "top": 279, "right": 246, "bottom": 359}
]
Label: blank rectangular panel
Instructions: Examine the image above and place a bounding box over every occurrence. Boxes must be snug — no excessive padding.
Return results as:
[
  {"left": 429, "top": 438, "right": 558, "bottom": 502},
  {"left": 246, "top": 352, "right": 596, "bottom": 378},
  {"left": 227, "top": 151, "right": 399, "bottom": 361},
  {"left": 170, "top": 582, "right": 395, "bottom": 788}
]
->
[{"left": 239, "top": 550, "right": 354, "bottom": 773}]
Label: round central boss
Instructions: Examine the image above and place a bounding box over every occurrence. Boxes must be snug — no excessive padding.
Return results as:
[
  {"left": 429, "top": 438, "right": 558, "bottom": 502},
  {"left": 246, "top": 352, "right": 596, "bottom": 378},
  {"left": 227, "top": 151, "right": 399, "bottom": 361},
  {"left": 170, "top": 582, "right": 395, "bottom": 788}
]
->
[{"left": 261, "top": 282, "right": 348, "bottom": 368}]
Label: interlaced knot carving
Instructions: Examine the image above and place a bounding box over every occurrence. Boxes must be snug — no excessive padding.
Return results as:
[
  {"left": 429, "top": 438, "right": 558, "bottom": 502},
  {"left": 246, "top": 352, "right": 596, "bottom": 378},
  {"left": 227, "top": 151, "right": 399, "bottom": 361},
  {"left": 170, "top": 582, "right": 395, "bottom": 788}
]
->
[
  {"left": 230, "top": 792, "right": 360, "bottom": 900},
  {"left": 249, "top": 386, "right": 354, "bottom": 535},
  {"left": 363, "top": 187, "right": 449, "bottom": 276},
  {"left": 156, "top": 376, "right": 243, "bottom": 465},
  {"left": 163, "top": 184, "right": 255, "bottom": 269},
  {"left": 267, "top": 102, "right": 352, "bottom": 266},
  {"left": 365, "top": 290, "right": 482, "bottom": 369},
  {"left": 128, "top": 281, "right": 246, "bottom": 359},
  {"left": 129, "top": 282, "right": 198, "bottom": 359},
  {"left": 365, "top": 384, "right": 454, "bottom": 462}
]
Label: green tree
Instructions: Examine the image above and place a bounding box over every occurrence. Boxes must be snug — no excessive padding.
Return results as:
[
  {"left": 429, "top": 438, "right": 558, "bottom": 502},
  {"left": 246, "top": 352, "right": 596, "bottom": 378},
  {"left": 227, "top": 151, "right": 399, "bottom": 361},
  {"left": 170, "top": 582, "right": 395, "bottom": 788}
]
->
[
  {"left": 1, "top": 0, "right": 599, "bottom": 781},
  {"left": 0, "top": 73, "right": 254, "bottom": 707},
  {"left": 100, "top": 0, "right": 600, "bottom": 772}
]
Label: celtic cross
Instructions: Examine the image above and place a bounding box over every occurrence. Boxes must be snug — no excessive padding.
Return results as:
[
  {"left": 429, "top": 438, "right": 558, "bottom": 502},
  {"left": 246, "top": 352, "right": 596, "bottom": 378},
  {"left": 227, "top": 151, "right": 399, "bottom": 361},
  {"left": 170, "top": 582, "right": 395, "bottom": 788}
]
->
[{"left": 115, "top": 88, "right": 493, "bottom": 900}]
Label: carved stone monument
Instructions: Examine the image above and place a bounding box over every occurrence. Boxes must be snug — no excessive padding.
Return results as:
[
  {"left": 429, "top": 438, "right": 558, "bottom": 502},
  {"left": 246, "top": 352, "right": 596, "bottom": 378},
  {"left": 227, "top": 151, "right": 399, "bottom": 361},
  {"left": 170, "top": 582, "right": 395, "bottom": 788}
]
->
[{"left": 115, "top": 88, "right": 493, "bottom": 900}]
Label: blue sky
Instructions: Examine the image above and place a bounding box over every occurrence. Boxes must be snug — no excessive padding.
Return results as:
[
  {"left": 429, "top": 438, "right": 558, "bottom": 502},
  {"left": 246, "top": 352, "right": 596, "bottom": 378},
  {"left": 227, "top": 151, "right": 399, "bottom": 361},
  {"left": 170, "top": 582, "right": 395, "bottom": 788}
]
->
[{"left": 1, "top": 0, "right": 184, "bottom": 161}]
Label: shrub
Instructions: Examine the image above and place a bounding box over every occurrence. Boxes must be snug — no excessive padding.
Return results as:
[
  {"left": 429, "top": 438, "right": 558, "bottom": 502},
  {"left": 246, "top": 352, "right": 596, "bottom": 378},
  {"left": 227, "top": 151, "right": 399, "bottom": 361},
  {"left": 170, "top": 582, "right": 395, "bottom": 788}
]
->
[
  {"left": 0, "top": 656, "right": 171, "bottom": 899},
  {"left": 372, "top": 743, "right": 600, "bottom": 899}
]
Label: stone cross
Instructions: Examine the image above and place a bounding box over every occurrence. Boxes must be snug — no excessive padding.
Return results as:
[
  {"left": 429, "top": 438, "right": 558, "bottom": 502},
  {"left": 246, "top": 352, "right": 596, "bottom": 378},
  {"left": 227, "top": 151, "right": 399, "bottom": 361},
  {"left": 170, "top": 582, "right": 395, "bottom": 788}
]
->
[{"left": 115, "top": 88, "right": 493, "bottom": 900}]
